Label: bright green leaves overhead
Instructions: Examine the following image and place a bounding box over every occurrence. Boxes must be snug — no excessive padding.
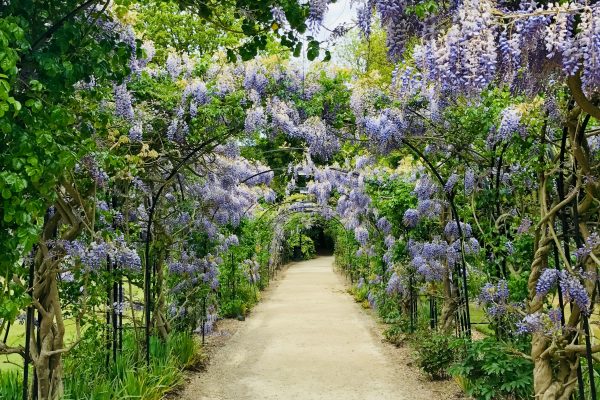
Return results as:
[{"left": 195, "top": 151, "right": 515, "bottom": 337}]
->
[
  {"left": 239, "top": 35, "right": 269, "bottom": 61},
  {"left": 406, "top": 0, "right": 439, "bottom": 19},
  {"left": 136, "top": 1, "right": 241, "bottom": 62},
  {"left": 174, "top": 0, "right": 333, "bottom": 63},
  {"left": 307, "top": 39, "right": 319, "bottom": 61},
  {"left": 0, "top": 1, "right": 136, "bottom": 289},
  {"left": 0, "top": 18, "right": 28, "bottom": 118}
]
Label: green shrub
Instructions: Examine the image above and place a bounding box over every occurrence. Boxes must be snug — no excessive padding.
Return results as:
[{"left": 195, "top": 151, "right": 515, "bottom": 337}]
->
[
  {"left": 169, "top": 331, "right": 205, "bottom": 371},
  {"left": 448, "top": 338, "right": 533, "bottom": 400},
  {"left": 220, "top": 298, "right": 248, "bottom": 318},
  {"left": 374, "top": 290, "right": 402, "bottom": 322},
  {"left": 581, "top": 358, "right": 600, "bottom": 400},
  {"left": 0, "top": 370, "right": 22, "bottom": 400},
  {"left": 415, "top": 332, "right": 459, "bottom": 380},
  {"left": 62, "top": 330, "right": 200, "bottom": 399},
  {"left": 350, "top": 284, "right": 369, "bottom": 302},
  {"left": 383, "top": 320, "right": 410, "bottom": 347}
]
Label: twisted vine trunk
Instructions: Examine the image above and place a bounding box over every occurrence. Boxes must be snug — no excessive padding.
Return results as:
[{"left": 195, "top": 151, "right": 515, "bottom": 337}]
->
[
  {"left": 29, "top": 183, "right": 88, "bottom": 400},
  {"left": 529, "top": 105, "right": 598, "bottom": 399},
  {"left": 30, "top": 210, "right": 76, "bottom": 400},
  {"left": 439, "top": 272, "right": 459, "bottom": 332},
  {"left": 31, "top": 259, "right": 65, "bottom": 400},
  {"left": 153, "top": 252, "right": 170, "bottom": 341}
]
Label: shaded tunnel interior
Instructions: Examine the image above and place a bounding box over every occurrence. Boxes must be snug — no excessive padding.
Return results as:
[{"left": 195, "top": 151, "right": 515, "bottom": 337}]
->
[{"left": 291, "top": 225, "right": 334, "bottom": 260}]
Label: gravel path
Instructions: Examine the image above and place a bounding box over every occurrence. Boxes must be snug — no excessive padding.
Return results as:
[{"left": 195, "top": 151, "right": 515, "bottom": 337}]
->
[{"left": 180, "top": 256, "right": 462, "bottom": 400}]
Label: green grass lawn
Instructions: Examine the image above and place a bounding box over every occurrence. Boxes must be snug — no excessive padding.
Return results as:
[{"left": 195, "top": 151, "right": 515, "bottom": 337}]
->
[
  {"left": 1, "top": 281, "right": 145, "bottom": 373},
  {"left": 1, "top": 319, "right": 79, "bottom": 372},
  {"left": 1, "top": 321, "right": 25, "bottom": 372},
  {"left": 468, "top": 303, "right": 494, "bottom": 337}
]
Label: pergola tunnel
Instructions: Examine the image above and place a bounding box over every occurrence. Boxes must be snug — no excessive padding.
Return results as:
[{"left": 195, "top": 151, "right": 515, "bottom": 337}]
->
[
  {"left": 288, "top": 222, "right": 335, "bottom": 260},
  {"left": 1, "top": 1, "right": 600, "bottom": 400}
]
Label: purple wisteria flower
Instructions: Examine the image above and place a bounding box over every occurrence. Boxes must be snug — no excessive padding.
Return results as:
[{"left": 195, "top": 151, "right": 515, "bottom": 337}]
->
[
  {"left": 244, "top": 66, "right": 269, "bottom": 95},
  {"left": 496, "top": 107, "right": 526, "bottom": 143},
  {"left": 60, "top": 271, "right": 75, "bottom": 283},
  {"left": 444, "top": 173, "right": 459, "bottom": 193},
  {"left": 166, "top": 52, "right": 182, "bottom": 79},
  {"left": 505, "top": 241, "right": 515, "bottom": 255},
  {"left": 129, "top": 120, "right": 143, "bottom": 141},
  {"left": 357, "top": 4, "right": 372, "bottom": 38},
  {"left": 516, "top": 309, "right": 562, "bottom": 336},
  {"left": 403, "top": 209, "right": 420, "bottom": 227},
  {"left": 245, "top": 106, "right": 266, "bottom": 133},
  {"left": 115, "top": 247, "right": 141, "bottom": 271},
  {"left": 559, "top": 272, "right": 591, "bottom": 315},
  {"left": 384, "top": 235, "right": 396, "bottom": 249},
  {"left": 386, "top": 272, "right": 405, "bottom": 295},
  {"left": 574, "top": 232, "right": 599, "bottom": 261},
  {"left": 536, "top": 268, "right": 559, "bottom": 297},
  {"left": 243, "top": 259, "right": 261, "bottom": 284},
  {"left": 80, "top": 241, "right": 109, "bottom": 271},
  {"left": 367, "top": 291, "right": 377, "bottom": 309},
  {"left": 478, "top": 280, "right": 510, "bottom": 318},
  {"left": 444, "top": 221, "right": 472, "bottom": 240},
  {"left": 363, "top": 108, "right": 405, "bottom": 154},
  {"left": 376, "top": 216, "right": 392, "bottom": 235},
  {"left": 114, "top": 84, "right": 134, "bottom": 121},
  {"left": 307, "top": 0, "right": 330, "bottom": 30},
  {"left": 355, "top": 155, "right": 373, "bottom": 170},
  {"left": 516, "top": 217, "right": 532, "bottom": 234},
  {"left": 357, "top": 277, "right": 365, "bottom": 289},
  {"left": 535, "top": 269, "right": 591, "bottom": 315},
  {"left": 81, "top": 155, "right": 109, "bottom": 187},
  {"left": 264, "top": 189, "right": 276, "bottom": 203},
  {"left": 464, "top": 169, "right": 476, "bottom": 194},
  {"left": 354, "top": 226, "right": 369, "bottom": 246}
]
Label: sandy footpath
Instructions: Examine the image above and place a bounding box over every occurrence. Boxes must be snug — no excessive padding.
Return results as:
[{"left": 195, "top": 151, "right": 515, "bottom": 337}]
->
[{"left": 180, "top": 256, "right": 464, "bottom": 400}]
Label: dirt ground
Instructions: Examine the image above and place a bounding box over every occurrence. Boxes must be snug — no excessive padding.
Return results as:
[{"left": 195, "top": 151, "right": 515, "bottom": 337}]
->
[{"left": 179, "top": 256, "right": 465, "bottom": 400}]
